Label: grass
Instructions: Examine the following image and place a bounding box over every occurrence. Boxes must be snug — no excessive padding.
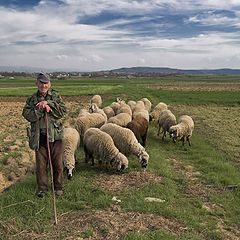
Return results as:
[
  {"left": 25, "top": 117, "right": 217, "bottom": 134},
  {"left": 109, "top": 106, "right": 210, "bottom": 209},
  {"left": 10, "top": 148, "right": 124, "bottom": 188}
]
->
[{"left": 0, "top": 75, "right": 240, "bottom": 239}]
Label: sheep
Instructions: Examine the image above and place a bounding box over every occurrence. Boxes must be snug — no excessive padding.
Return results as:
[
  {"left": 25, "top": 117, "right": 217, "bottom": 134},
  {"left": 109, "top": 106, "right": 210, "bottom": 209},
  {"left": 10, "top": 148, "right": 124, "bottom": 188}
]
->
[
  {"left": 89, "top": 103, "right": 108, "bottom": 122},
  {"left": 107, "top": 113, "right": 132, "bottom": 127},
  {"left": 133, "top": 109, "right": 149, "bottom": 122},
  {"left": 157, "top": 110, "right": 177, "bottom": 141},
  {"left": 149, "top": 102, "right": 168, "bottom": 121},
  {"left": 126, "top": 116, "right": 149, "bottom": 147},
  {"left": 110, "top": 102, "right": 121, "bottom": 114},
  {"left": 83, "top": 128, "right": 128, "bottom": 171},
  {"left": 127, "top": 100, "right": 136, "bottom": 111},
  {"left": 100, "top": 123, "right": 149, "bottom": 169},
  {"left": 63, "top": 127, "right": 80, "bottom": 180},
  {"left": 90, "top": 94, "right": 102, "bottom": 108},
  {"left": 75, "top": 113, "right": 106, "bottom": 136},
  {"left": 116, "top": 103, "right": 132, "bottom": 117},
  {"left": 132, "top": 100, "right": 145, "bottom": 114},
  {"left": 140, "top": 97, "right": 152, "bottom": 112},
  {"left": 103, "top": 106, "right": 115, "bottom": 119},
  {"left": 169, "top": 115, "right": 194, "bottom": 146}
]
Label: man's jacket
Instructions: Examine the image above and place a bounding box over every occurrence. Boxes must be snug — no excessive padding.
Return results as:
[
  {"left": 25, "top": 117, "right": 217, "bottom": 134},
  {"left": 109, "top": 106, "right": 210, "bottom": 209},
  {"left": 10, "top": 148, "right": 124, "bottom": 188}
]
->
[{"left": 22, "top": 89, "right": 67, "bottom": 150}]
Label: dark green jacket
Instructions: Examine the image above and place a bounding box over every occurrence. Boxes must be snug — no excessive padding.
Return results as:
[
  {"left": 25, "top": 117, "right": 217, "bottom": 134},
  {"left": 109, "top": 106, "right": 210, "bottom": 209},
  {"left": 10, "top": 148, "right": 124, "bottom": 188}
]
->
[{"left": 22, "top": 89, "right": 67, "bottom": 150}]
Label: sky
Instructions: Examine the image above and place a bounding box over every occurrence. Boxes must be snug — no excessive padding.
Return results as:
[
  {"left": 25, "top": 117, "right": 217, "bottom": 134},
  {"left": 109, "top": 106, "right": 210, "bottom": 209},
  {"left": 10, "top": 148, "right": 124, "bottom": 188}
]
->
[{"left": 1, "top": 0, "right": 240, "bottom": 71}]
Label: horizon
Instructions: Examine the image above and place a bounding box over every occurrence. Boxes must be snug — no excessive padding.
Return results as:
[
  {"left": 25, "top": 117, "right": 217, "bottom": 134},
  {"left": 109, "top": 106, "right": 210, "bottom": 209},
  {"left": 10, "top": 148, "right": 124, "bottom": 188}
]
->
[{"left": 1, "top": 1, "right": 240, "bottom": 71}]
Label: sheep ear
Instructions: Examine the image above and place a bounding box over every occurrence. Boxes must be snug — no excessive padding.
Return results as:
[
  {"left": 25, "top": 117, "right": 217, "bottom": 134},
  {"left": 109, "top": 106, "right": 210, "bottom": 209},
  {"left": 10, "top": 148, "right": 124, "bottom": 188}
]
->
[{"left": 176, "top": 128, "right": 179, "bottom": 137}]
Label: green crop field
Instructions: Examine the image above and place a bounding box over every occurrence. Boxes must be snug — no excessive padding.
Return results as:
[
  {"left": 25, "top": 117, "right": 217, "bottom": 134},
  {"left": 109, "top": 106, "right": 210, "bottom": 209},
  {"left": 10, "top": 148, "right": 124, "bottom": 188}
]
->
[{"left": 0, "top": 75, "right": 240, "bottom": 239}]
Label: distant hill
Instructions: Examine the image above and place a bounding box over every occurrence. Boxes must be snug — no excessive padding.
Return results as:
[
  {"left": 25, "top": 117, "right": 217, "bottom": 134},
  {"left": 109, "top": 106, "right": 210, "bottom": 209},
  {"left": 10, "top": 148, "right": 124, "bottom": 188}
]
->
[{"left": 111, "top": 67, "right": 240, "bottom": 75}]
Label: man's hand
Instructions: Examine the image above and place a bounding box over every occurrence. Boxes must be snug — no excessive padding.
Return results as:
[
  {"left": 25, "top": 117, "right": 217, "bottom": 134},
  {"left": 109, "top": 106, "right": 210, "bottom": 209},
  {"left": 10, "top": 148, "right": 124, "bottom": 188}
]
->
[{"left": 36, "top": 101, "right": 52, "bottom": 113}]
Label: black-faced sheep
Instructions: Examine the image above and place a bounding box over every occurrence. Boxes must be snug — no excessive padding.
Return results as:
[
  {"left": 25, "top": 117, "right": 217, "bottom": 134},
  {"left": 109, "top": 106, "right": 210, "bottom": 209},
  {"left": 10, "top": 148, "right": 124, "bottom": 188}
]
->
[
  {"left": 157, "top": 109, "right": 177, "bottom": 141},
  {"left": 169, "top": 115, "right": 194, "bottom": 146},
  {"left": 126, "top": 116, "right": 149, "bottom": 147},
  {"left": 83, "top": 128, "right": 128, "bottom": 171},
  {"left": 100, "top": 123, "right": 149, "bottom": 169},
  {"left": 63, "top": 127, "right": 80, "bottom": 180}
]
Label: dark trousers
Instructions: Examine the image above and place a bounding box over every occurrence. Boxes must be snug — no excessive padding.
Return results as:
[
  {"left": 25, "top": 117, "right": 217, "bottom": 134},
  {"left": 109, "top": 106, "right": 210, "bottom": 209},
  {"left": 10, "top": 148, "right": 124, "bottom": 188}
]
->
[{"left": 35, "top": 134, "right": 64, "bottom": 192}]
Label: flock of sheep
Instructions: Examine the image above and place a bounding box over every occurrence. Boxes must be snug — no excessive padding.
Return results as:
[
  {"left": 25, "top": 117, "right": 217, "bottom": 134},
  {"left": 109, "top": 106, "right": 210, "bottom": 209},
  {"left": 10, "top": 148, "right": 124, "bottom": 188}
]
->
[{"left": 63, "top": 94, "right": 194, "bottom": 179}]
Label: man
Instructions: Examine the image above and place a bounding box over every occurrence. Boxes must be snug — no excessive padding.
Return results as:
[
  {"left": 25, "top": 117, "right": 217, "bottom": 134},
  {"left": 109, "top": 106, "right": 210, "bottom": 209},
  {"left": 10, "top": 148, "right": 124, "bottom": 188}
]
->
[{"left": 22, "top": 73, "right": 66, "bottom": 198}]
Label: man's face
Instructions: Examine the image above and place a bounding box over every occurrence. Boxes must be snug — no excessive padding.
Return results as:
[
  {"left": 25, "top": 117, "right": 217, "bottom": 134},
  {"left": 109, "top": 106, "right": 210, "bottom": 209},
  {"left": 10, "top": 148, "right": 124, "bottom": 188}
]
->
[{"left": 36, "top": 80, "right": 51, "bottom": 94}]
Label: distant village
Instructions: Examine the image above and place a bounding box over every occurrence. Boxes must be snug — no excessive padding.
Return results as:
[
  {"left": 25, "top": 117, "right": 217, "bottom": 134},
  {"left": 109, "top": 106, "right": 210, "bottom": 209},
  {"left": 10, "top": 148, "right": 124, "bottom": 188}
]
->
[{"left": 0, "top": 70, "right": 178, "bottom": 80}]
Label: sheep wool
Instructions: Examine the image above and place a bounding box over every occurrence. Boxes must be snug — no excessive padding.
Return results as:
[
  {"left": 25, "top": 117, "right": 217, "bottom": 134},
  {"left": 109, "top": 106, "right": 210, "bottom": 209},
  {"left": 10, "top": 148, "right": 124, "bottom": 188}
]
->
[
  {"left": 63, "top": 127, "right": 80, "bottom": 179},
  {"left": 169, "top": 115, "right": 194, "bottom": 146},
  {"left": 107, "top": 112, "right": 132, "bottom": 127},
  {"left": 89, "top": 103, "right": 108, "bottom": 122},
  {"left": 100, "top": 123, "right": 149, "bottom": 168},
  {"left": 103, "top": 106, "right": 115, "bottom": 119},
  {"left": 140, "top": 98, "right": 152, "bottom": 112},
  {"left": 157, "top": 109, "right": 177, "bottom": 140},
  {"left": 149, "top": 102, "right": 168, "bottom": 121},
  {"left": 83, "top": 128, "right": 128, "bottom": 171},
  {"left": 90, "top": 94, "right": 102, "bottom": 108},
  {"left": 75, "top": 112, "right": 106, "bottom": 136}
]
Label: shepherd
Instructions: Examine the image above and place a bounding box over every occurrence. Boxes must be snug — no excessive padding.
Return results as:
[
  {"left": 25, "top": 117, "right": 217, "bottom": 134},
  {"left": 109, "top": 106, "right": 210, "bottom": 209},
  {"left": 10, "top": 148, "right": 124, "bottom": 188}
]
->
[{"left": 22, "top": 73, "right": 67, "bottom": 198}]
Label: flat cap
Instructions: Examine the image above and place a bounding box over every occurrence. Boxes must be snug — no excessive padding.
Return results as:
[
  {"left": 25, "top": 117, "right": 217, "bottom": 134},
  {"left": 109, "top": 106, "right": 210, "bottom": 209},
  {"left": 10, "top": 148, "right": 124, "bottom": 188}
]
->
[{"left": 37, "top": 73, "right": 50, "bottom": 83}]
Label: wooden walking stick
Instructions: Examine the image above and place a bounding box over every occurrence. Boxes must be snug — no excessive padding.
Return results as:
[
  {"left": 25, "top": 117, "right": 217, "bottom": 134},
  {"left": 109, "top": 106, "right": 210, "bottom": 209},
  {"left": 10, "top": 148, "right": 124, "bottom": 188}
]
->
[{"left": 45, "top": 112, "right": 58, "bottom": 225}]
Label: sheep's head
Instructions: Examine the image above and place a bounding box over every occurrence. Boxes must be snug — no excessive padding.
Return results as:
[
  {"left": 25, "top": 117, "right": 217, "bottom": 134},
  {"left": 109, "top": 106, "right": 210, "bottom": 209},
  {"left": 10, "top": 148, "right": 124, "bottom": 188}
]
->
[
  {"left": 139, "top": 151, "right": 149, "bottom": 168},
  {"left": 89, "top": 103, "right": 98, "bottom": 113},
  {"left": 169, "top": 126, "right": 178, "bottom": 143},
  {"left": 111, "top": 153, "right": 128, "bottom": 171}
]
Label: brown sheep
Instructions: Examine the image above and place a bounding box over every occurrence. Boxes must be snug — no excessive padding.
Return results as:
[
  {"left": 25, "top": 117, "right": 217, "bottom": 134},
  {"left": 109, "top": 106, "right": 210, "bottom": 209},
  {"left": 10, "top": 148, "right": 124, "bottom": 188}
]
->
[{"left": 126, "top": 116, "right": 148, "bottom": 147}]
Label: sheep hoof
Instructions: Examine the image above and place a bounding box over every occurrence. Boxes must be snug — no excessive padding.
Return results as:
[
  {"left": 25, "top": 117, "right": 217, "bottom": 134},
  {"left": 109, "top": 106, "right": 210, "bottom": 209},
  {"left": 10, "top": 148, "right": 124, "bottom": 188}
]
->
[{"left": 67, "top": 174, "right": 72, "bottom": 180}]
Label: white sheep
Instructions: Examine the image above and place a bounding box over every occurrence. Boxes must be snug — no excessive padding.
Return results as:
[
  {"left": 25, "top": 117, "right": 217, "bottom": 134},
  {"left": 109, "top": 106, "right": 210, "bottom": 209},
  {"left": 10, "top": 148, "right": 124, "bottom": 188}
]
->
[
  {"left": 107, "top": 112, "right": 132, "bottom": 127},
  {"left": 83, "top": 128, "right": 128, "bottom": 171},
  {"left": 140, "top": 97, "right": 152, "bottom": 112},
  {"left": 89, "top": 103, "right": 108, "bottom": 122},
  {"left": 90, "top": 94, "right": 102, "bottom": 108},
  {"left": 157, "top": 110, "right": 177, "bottom": 140},
  {"left": 133, "top": 109, "right": 149, "bottom": 122},
  {"left": 75, "top": 113, "right": 106, "bottom": 136},
  {"left": 63, "top": 127, "right": 80, "bottom": 179},
  {"left": 127, "top": 100, "right": 136, "bottom": 111},
  {"left": 169, "top": 115, "right": 194, "bottom": 146},
  {"left": 103, "top": 106, "right": 115, "bottom": 119},
  {"left": 116, "top": 103, "right": 132, "bottom": 117},
  {"left": 149, "top": 102, "right": 168, "bottom": 121},
  {"left": 100, "top": 123, "right": 149, "bottom": 169}
]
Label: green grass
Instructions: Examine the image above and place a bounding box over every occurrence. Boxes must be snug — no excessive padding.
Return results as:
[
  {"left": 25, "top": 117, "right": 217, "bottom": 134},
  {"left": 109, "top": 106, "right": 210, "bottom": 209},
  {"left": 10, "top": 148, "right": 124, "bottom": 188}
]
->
[{"left": 0, "top": 75, "right": 240, "bottom": 239}]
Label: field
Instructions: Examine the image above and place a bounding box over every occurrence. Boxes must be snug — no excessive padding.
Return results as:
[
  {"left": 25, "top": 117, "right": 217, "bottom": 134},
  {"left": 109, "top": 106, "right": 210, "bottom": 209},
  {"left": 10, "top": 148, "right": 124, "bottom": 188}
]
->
[{"left": 0, "top": 75, "right": 240, "bottom": 239}]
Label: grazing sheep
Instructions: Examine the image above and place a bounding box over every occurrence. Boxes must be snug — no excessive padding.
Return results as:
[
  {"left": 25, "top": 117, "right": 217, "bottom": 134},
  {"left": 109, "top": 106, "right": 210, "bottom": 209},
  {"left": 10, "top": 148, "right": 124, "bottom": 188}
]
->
[
  {"left": 83, "top": 128, "right": 128, "bottom": 171},
  {"left": 110, "top": 102, "right": 121, "bottom": 114},
  {"left": 127, "top": 100, "right": 136, "bottom": 111},
  {"left": 89, "top": 103, "right": 108, "bottom": 122},
  {"left": 101, "top": 123, "right": 149, "bottom": 169},
  {"left": 132, "top": 100, "right": 145, "bottom": 114},
  {"left": 140, "top": 97, "right": 152, "bottom": 112},
  {"left": 103, "top": 106, "right": 115, "bottom": 119},
  {"left": 63, "top": 127, "right": 80, "bottom": 180},
  {"left": 116, "top": 103, "right": 132, "bottom": 117},
  {"left": 75, "top": 113, "right": 106, "bottom": 136},
  {"left": 149, "top": 102, "right": 168, "bottom": 121},
  {"left": 90, "top": 94, "right": 102, "bottom": 108},
  {"left": 157, "top": 110, "right": 177, "bottom": 141},
  {"left": 169, "top": 115, "right": 194, "bottom": 146},
  {"left": 108, "top": 113, "right": 132, "bottom": 127},
  {"left": 133, "top": 109, "right": 149, "bottom": 122},
  {"left": 126, "top": 116, "right": 149, "bottom": 147}
]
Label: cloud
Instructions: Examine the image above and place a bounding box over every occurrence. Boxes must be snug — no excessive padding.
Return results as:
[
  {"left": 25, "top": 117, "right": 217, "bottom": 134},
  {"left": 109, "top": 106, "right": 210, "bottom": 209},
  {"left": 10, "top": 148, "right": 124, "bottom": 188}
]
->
[{"left": 1, "top": 1, "right": 240, "bottom": 70}]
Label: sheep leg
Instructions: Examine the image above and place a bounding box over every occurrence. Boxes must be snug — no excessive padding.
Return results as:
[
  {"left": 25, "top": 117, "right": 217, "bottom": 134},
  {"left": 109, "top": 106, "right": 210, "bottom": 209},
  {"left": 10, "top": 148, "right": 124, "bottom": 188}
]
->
[
  {"left": 157, "top": 125, "right": 161, "bottom": 136},
  {"left": 84, "top": 144, "right": 90, "bottom": 163},
  {"left": 181, "top": 137, "right": 185, "bottom": 146},
  {"left": 162, "top": 131, "right": 166, "bottom": 141},
  {"left": 187, "top": 136, "right": 191, "bottom": 146},
  {"left": 142, "top": 134, "right": 147, "bottom": 147}
]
